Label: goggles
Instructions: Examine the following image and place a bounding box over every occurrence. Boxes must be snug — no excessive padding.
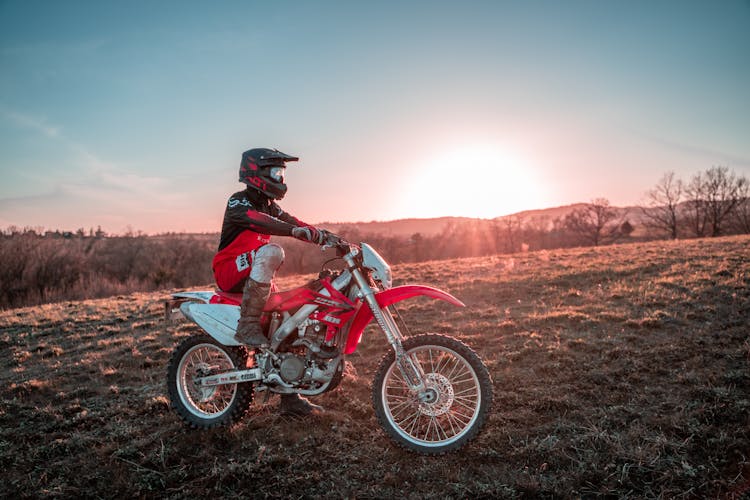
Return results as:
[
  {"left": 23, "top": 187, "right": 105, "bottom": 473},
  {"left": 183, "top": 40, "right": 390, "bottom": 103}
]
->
[{"left": 268, "top": 166, "right": 286, "bottom": 182}]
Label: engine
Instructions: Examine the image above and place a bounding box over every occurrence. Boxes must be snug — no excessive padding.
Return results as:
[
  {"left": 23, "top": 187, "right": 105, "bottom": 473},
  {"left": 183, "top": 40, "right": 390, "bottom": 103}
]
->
[
  {"left": 278, "top": 353, "right": 307, "bottom": 383},
  {"left": 300, "top": 319, "right": 327, "bottom": 345},
  {"left": 267, "top": 351, "right": 339, "bottom": 388},
  {"left": 260, "top": 319, "right": 341, "bottom": 390}
]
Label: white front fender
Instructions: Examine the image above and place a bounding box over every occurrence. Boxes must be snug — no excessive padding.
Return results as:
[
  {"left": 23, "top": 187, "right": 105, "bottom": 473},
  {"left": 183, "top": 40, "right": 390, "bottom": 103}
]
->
[{"left": 180, "top": 303, "right": 243, "bottom": 347}]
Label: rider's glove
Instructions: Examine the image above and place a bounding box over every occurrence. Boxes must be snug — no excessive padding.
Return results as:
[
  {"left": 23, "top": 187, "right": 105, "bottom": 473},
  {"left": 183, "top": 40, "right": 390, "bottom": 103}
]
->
[
  {"left": 321, "top": 231, "right": 341, "bottom": 247},
  {"left": 292, "top": 226, "right": 327, "bottom": 245}
]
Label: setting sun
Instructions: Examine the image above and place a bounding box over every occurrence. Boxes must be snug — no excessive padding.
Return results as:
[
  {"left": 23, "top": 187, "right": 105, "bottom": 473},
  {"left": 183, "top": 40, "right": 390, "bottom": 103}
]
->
[{"left": 403, "top": 144, "right": 545, "bottom": 219}]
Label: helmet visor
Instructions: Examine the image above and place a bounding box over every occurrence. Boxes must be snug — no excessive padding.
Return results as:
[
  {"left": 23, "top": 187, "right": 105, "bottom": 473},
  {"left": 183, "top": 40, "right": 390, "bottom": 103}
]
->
[{"left": 268, "top": 166, "right": 285, "bottom": 182}]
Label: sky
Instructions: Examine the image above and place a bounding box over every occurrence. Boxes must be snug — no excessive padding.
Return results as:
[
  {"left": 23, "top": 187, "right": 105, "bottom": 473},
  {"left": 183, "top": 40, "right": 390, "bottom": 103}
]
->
[{"left": 1, "top": 1, "right": 749, "bottom": 234}]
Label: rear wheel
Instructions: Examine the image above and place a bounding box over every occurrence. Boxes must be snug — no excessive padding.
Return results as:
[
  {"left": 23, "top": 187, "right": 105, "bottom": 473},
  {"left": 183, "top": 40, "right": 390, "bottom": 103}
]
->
[
  {"left": 372, "top": 334, "right": 492, "bottom": 454},
  {"left": 167, "top": 334, "right": 253, "bottom": 428}
]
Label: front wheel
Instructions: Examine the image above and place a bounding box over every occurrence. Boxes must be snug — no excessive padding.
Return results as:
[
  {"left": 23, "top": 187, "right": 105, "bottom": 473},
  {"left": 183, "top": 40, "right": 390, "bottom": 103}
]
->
[
  {"left": 372, "top": 334, "right": 493, "bottom": 454},
  {"left": 166, "top": 334, "right": 253, "bottom": 429}
]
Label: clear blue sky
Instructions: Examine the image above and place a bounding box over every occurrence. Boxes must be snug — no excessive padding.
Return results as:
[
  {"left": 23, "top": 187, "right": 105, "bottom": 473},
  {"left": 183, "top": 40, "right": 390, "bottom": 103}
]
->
[{"left": 1, "top": 1, "right": 749, "bottom": 233}]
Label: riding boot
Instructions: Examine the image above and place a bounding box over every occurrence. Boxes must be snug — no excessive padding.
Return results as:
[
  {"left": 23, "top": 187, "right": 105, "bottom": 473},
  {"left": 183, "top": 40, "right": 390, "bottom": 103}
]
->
[
  {"left": 279, "top": 394, "right": 324, "bottom": 416},
  {"left": 235, "top": 278, "right": 271, "bottom": 347}
]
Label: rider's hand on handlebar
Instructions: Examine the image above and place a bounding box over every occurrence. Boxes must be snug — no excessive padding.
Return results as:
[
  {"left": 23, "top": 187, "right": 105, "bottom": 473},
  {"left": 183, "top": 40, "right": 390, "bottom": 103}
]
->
[
  {"left": 291, "top": 225, "right": 327, "bottom": 245},
  {"left": 321, "top": 230, "right": 345, "bottom": 250},
  {"left": 292, "top": 226, "right": 345, "bottom": 250}
]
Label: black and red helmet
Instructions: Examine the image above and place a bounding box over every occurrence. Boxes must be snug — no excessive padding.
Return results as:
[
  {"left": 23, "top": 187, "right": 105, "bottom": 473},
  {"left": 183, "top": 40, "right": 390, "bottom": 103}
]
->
[{"left": 239, "top": 148, "right": 299, "bottom": 199}]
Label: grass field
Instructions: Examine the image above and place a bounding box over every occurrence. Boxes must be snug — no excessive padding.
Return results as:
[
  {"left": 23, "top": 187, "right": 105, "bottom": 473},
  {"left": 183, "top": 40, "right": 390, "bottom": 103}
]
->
[{"left": 1, "top": 236, "right": 748, "bottom": 498}]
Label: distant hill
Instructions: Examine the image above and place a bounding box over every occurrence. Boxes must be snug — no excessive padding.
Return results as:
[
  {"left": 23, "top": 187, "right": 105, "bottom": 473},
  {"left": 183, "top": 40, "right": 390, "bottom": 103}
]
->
[
  {"left": 320, "top": 216, "right": 481, "bottom": 237},
  {"left": 506, "top": 203, "right": 589, "bottom": 223},
  {"left": 320, "top": 203, "right": 648, "bottom": 237}
]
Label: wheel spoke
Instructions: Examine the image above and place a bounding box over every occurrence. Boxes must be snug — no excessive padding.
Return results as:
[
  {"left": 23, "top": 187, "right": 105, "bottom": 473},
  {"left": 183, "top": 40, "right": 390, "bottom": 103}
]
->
[
  {"left": 435, "top": 415, "right": 451, "bottom": 441},
  {"left": 384, "top": 393, "right": 410, "bottom": 402},
  {"left": 444, "top": 410, "right": 458, "bottom": 436},
  {"left": 402, "top": 409, "right": 422, "bottom": 434},
  {"left": 387, "top": 397, "right": 415, "bottom": 414},
  {"left": 444, "top": 357, "right": 463, "bottom": 381},
  {"left": 384, "top": 382, "right": 407, "bottom": 394},
  {"left": 432, "top": 353, "right": 451, "bottom": 375},
  {"left": 453, "top": 386, "right": 479, "bottom": 396},
  {"left": 388, "top": 399, "right": 417, "bottom": 420},
  {"left": 446, "top": 407, "right": 471, "bottom": 429},
  {"left": 453, "top": 393, "right": 479, "bottom": 405},
  {"left": 431, "top": 416, "right": 443, "bottom": 441},
  {"left": 449, "top": 362, "right": 472, "bottom": 378},
  {"left": 452, "top": 397, "right": 478, "bottom": 413}
]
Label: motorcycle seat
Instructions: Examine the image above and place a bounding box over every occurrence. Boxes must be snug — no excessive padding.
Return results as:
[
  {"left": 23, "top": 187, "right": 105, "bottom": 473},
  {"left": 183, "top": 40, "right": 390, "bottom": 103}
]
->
[{"left": 210, "top": 290, "right": 243, "bottom": 305}]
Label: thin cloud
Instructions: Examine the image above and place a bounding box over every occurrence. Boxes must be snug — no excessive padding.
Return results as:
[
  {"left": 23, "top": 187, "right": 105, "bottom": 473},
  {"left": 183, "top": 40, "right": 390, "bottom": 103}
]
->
[
  {"left": 2, "top": 108, "right": 177, "bottom": 199},
  {"left": 1, "top": 108, "right": 187, "bottom": 233},
  {"left": 69, "top": 144, "right": 171, "bottom": 196},
  {"left": 3, "top": 110, "right": 60, "bottom": 138},
  {"left": 636, "top": 132, "right": 750, "bottom": 169}
]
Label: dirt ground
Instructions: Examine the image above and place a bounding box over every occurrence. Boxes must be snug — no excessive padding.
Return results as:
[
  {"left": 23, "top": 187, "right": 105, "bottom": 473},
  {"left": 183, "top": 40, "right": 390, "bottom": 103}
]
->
[{"left": 1, "top": 235, "right": 748, "bottom": 498}]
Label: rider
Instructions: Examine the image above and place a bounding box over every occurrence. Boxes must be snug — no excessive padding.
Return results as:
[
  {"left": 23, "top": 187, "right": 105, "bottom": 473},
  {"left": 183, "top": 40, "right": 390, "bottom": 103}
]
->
[{"left": 212, "top": 147, "right": 332, "bottom": 416}]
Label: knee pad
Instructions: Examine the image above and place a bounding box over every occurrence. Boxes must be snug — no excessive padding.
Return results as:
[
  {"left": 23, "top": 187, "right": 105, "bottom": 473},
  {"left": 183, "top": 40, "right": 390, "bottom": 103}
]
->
[{"left": 250, "top": 244, "right": 285, "bottom": 283}]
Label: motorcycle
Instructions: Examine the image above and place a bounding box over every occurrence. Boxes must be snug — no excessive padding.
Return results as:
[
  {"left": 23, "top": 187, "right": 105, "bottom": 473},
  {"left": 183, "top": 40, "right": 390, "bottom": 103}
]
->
[{"left": 165, "top": 238, "right": 492, "bottom": 454}]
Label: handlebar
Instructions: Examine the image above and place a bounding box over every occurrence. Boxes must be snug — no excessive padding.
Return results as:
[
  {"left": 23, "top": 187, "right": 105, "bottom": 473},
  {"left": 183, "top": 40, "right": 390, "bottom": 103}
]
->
[
  {"left": 319, "top": 232, "right": 358, "bottom": 258},
  {"left": 336, "top": 241, "right": 359, "bottom": 258}
]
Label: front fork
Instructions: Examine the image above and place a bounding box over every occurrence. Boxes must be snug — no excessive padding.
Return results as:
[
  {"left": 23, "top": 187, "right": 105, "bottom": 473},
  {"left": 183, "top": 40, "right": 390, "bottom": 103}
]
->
[
  {"left": 377, "top": 306, "right": 427, "bottom": 391},
  {"left": 348, "top": 265, "right": 427, "bottom": 393}
]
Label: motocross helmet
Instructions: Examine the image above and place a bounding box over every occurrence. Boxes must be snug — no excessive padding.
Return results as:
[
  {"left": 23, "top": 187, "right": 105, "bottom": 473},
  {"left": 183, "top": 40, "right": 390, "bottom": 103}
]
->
[{"left": 239, "top": 148, "right": 299, "bottom": 200}]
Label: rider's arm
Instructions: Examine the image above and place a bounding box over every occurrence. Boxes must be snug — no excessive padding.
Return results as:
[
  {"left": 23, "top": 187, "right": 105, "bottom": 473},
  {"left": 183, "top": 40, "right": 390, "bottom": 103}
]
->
[
  {"left": 271, "top": 202, "right": 329, "bottom": 245},
  {"left": 271, "top": 202, "right": 310, "bottom": 228},
  {"left": 224, "top": 195, "right": 295, "bottom": 236}
]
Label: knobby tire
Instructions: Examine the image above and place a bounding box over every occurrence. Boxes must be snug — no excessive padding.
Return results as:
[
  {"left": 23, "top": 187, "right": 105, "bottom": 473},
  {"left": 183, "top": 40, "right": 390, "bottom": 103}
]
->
[
  {"left": 372, "top": 333, "right": 493, "bottom": 455},
  {"left": 166, "top": 334, "right": 254, "bottom": 429}
]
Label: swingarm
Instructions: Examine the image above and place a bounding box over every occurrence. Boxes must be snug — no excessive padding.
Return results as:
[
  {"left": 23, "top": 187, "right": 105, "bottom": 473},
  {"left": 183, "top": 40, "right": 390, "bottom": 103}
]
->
[{"left": 195, "top": 367, "right": 263, "bottom": 387}]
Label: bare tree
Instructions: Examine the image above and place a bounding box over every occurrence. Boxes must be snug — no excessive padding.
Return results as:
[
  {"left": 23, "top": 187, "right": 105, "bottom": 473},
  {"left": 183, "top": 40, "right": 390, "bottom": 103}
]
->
[
  {"left": 640, "top": 171, "right": 683, "bottom": 239},
  {"left": 683, "top": 171, "right": 709, "bottom": 237},
  {"left": 410, "top": 232, "right": 425, "bottom": 261},
  {"left": 521, "top": 216, "right": 554, "bottom": 250},
  {"left": 491, "top": 215, "right": 524, "bottom": 254},
  {"left": 729, "top": 197, "right": 750, "bottom": 234},
  {"left": 684, "top": 166, "right": 748, "bottom": 237},
  {"left": 563, "top": 198, "right": 627, "bottom": 246}
]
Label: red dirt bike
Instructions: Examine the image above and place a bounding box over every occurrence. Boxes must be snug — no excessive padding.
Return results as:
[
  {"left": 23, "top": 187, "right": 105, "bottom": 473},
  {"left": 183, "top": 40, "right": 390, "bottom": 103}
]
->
[{"left": 165, "top": 239, "right": 492, "bottom": 454}]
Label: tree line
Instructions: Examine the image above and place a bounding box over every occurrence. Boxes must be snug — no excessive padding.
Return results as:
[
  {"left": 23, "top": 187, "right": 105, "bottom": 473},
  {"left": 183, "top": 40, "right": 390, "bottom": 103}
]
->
[
  {"left": 640, "top": 166, "right": 749, "bottom": 239},
  {"left": 1, "top": 166, "right": 747, "bottom": 309},
  {"left": 0, "top": 232, "right": 216, "bottom": 309}
]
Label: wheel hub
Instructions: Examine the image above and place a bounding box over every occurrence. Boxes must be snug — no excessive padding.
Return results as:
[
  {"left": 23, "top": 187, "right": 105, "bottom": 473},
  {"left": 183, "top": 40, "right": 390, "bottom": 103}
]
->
[
  {"left": 193, "top": 362, "right": 217, "bottom": 402},
  {"left": 419, "top": 373, "right": 454, "bottom": 416}
]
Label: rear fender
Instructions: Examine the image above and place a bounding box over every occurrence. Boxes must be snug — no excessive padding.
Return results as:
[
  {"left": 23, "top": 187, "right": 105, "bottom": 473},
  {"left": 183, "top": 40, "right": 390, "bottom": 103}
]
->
[
  {"left": 343, "top": 285, "right": 464, "bottom": 354},
  {"left": 179, "top": 302, "right": 242, "bottom": 346},
  {"left": 165, "top": 291, "right": 217, "bottom": 321},
  {"left": 172, "top": 291, "right": 215, "bottom": 303}
]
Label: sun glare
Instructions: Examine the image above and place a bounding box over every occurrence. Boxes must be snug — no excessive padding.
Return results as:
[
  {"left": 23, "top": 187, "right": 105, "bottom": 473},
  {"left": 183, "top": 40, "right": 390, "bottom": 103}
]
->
[{"left": 405, "top": 144, "right": 544, "bottom": 219}]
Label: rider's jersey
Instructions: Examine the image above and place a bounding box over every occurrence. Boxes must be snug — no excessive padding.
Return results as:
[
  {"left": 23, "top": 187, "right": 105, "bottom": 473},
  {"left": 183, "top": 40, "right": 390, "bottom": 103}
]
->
[{"left": 212, "top": 188, "right": 307, "bottom": 290}]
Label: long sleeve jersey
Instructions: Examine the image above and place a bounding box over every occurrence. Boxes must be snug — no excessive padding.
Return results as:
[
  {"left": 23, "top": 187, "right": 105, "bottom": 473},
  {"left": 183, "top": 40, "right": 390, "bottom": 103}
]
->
[{"left": 212, "top": 188, "right": 309, "bottom": 274}]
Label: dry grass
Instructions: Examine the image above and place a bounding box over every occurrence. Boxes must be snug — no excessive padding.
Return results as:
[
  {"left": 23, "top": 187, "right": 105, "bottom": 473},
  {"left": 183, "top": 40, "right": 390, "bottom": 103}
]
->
[{"left": 1, "top": 236, "right": 749, "bottom": 498}]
